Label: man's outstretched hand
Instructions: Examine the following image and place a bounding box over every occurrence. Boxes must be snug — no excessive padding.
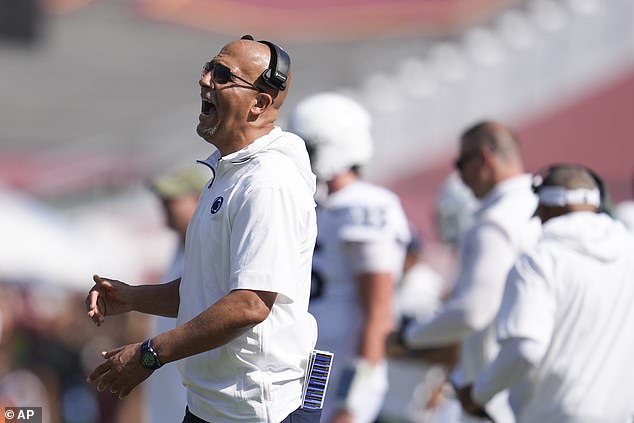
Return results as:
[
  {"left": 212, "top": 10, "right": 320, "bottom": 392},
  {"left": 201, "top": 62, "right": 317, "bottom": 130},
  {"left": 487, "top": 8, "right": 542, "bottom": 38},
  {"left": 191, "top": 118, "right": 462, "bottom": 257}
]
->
[
  {"left": 85, "top": 274, "right": 134, "bottom": 326},
  {"left": 87, "top": 342, "right": 153, "bottom": 399}
]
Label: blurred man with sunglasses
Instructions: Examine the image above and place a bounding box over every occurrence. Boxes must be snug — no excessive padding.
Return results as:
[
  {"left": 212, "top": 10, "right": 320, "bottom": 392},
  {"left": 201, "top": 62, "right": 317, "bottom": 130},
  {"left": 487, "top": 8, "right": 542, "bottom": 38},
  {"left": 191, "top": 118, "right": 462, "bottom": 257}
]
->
[
  {"left": 85, "top": 36, "right": 320, "bottom": 423},
  {"left": 403, "top": 121, "right": 540, "bottom": 422}
]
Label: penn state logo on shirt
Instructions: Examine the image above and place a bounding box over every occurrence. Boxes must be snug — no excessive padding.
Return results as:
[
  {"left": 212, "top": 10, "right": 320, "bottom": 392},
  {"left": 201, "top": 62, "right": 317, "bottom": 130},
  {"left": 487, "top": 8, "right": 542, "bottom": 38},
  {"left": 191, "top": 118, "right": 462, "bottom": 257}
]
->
[{"left": 210, "top": 196, "right": 224, "bottom": 214}]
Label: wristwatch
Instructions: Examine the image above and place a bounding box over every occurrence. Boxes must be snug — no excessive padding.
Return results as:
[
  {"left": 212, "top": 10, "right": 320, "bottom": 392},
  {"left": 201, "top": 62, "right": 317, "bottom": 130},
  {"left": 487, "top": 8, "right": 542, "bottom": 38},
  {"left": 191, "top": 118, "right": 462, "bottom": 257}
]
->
[{"left": 139, "top": 339, "right": 163, "bottom": 370}]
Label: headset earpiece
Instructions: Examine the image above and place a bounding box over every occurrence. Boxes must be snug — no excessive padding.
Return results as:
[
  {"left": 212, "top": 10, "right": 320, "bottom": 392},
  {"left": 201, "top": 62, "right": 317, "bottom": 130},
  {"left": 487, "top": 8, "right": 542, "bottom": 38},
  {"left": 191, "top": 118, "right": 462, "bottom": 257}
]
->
[
  {"left": 257, "top": 41, "right": 290, "bottom": 91},
  {"left": 241, "top": 34, "right": 290, "bottom": 92},
  {"left": 532, "top": 163, "right": 608, "bottom": 213},
  {"left": 586, "top": 168, "right": 608, "bottom": 213}
]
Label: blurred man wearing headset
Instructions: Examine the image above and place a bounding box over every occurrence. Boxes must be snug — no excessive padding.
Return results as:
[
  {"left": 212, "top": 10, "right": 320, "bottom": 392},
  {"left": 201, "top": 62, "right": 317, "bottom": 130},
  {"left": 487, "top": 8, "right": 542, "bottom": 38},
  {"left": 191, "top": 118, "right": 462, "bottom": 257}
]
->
[{"left": 459, "top": 164, "right": 634, "bottom": 423}]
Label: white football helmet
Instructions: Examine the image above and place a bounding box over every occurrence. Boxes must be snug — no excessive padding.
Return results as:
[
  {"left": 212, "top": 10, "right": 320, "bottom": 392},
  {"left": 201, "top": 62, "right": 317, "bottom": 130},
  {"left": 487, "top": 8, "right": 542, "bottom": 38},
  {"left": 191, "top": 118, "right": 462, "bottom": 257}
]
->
[{"left": 288, "top": 92, "right": 373, "bottom": 181}]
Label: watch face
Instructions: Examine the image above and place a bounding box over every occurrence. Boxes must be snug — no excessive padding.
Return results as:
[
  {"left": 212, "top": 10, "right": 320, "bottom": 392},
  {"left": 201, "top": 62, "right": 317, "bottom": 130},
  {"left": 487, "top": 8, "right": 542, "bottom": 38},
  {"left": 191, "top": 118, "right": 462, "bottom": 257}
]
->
[
  {"left": 141, "top": 351, "right": 157, "bottom": 368},
  {"left": 139, "top": 340, "right": 161, "bottom": 369}
]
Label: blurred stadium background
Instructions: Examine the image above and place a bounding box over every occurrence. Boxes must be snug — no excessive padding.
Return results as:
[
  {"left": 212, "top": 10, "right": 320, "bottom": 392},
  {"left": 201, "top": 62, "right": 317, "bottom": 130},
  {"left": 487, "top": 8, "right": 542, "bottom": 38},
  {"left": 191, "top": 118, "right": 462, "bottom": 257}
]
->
[{"left": 0, "top": 0, "right": 633, "bottom": 421}]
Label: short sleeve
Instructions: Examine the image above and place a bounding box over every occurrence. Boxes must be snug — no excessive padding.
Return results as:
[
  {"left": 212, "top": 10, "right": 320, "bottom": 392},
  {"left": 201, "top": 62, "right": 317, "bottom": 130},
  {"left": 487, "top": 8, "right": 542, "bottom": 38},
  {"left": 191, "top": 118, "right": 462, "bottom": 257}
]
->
[
  {"left": 338, "top": 202, "right": 409, "bottom": 245},
  {"left": 343, "top": 239, "right": 402, "bottom": 275},
  {"left": 338, "top": 201, "right": 409, "bottom": 275},
  {"left": 229, "top": 186, "right": 306, "bottom": 303}
]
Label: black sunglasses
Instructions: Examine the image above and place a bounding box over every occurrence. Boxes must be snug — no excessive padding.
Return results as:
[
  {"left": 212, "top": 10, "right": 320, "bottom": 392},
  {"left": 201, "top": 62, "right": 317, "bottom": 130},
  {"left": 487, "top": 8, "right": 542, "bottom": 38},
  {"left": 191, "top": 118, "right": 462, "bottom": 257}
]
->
[
  {"left": 202, "top": 62, "right": 262, "bottom": 92},
  {"left": 453, "top": 150, "right": 481, "bottom": 171}
]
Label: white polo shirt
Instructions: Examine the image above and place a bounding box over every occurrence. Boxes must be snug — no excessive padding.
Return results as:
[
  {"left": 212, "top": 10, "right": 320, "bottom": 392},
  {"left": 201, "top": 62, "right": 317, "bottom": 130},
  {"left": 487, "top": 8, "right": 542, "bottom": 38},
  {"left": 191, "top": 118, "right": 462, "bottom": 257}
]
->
[
  {"left": 473, "top": 212, "right": 634, "bottom": 423},
  {"left": 176, "top": 127, "right": 318, "bottom": 423}
]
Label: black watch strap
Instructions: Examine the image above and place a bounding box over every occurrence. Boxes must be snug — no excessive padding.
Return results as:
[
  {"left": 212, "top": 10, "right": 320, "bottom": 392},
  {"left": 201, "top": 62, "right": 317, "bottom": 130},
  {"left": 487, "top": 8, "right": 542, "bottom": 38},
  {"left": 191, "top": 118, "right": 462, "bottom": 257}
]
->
[{"left": 140, "top": 339, "right": 163, "bottom": 370}]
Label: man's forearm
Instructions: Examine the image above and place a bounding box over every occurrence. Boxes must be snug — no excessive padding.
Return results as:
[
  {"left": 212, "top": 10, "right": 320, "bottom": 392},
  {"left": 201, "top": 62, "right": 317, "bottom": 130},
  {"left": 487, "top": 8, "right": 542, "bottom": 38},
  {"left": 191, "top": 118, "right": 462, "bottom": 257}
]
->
[
  {"left": 404, "top": 304, "right": 475, "bottom": 348},
  {"left": 357, "top": 272, "right": 394, "bottom": 364},
  {"left": 405, "top": 343, "right": 460, "bottom": 367},
  {"left": 131, "top": 278, "right": 181, "bottom": 317},
  {"left": 359, "top": 318, "right": 391, "bottom": 364},
  {"left": 149, "top": 289, "right": 276, "bottom": 365}
]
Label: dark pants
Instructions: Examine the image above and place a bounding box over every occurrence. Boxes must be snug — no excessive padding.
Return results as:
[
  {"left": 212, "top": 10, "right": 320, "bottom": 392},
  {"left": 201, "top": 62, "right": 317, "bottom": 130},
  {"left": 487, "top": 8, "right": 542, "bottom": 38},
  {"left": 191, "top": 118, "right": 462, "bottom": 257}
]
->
[
  {"left": 280, "top": 407, "right": 321, "bottom": 423},
  {"left": 182, "top": 406, "right": 322, "bottom": 423}
]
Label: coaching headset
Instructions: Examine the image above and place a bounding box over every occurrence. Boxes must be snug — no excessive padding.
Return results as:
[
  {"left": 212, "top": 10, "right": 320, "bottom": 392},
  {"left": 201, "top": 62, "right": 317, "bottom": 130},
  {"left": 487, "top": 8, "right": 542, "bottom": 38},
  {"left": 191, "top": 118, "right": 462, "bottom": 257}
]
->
[
  {"left": 531, "top": 163, "right": 609, "bottom": 214},
  {"left": 241, "top": 34, "right": 290, "bottom": 92}
]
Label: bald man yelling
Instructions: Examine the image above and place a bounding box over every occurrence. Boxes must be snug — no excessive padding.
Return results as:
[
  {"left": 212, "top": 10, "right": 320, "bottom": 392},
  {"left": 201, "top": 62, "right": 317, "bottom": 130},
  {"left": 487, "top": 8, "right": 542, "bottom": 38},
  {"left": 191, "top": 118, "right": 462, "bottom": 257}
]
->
[{"left": 86, "top": 36, "right": 321, "bottom": 423}]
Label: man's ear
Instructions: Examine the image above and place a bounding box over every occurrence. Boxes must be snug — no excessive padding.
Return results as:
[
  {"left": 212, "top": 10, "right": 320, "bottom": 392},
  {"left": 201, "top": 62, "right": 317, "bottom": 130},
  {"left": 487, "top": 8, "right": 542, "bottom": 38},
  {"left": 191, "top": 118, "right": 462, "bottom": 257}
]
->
[{"left": 252, "top": 93, "right": 273, "bottom": 115}]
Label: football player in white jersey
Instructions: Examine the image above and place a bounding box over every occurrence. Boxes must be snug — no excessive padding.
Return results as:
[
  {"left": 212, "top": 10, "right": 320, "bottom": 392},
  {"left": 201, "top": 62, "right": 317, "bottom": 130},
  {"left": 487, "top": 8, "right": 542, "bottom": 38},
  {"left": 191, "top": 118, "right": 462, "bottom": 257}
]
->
[{"left": 289, "top": 92, "right": 410, "bottom": 423}]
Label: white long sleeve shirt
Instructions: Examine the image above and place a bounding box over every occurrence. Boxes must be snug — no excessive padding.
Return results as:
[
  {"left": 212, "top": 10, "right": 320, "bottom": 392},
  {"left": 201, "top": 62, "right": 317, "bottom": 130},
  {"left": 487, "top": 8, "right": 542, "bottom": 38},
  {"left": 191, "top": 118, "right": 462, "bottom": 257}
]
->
[
  {"left": 404, "top": 222, "right": 518, "bottom": 346},
  {"left": 405, "top": 175, "right": 539, "bottom": 423},
  {"left": 473, "top": 212, "right": 634, "bottom": 423},
  {"left": 472, "top": 338, "right": 545, "bottom": 406},
  {"left": 405, "top": 175, "right": 539, "bottom": 381}
]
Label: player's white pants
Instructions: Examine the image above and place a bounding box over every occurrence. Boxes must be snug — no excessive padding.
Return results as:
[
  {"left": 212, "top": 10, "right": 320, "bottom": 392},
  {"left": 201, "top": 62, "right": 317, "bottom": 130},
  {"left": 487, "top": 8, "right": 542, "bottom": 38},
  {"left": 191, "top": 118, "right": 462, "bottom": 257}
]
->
[{"left": 322, "top": 360, "right": 387, "bottom": 423}]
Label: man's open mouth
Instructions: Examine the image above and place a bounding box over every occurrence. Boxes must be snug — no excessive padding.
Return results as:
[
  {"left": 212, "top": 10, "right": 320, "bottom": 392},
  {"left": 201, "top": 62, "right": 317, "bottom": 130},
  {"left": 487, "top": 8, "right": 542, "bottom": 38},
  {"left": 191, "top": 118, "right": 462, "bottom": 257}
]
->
[{"left": 201, "top": 98, "right": 216, "bottom": 115}]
